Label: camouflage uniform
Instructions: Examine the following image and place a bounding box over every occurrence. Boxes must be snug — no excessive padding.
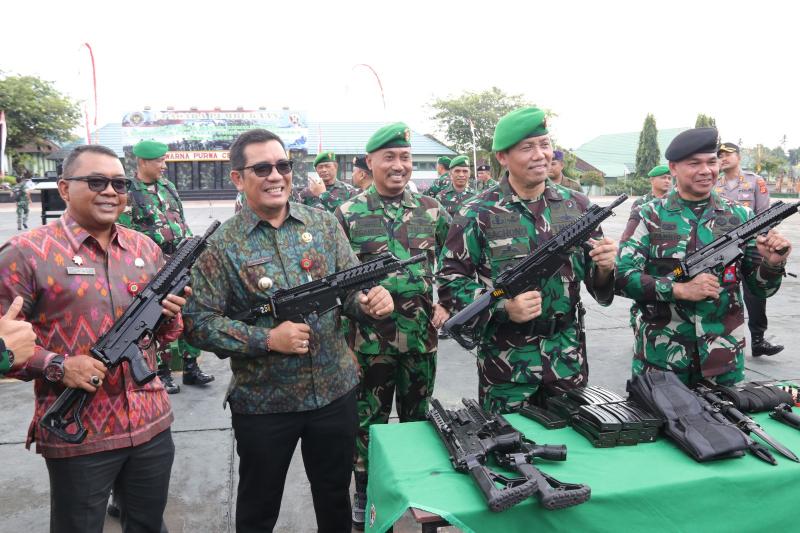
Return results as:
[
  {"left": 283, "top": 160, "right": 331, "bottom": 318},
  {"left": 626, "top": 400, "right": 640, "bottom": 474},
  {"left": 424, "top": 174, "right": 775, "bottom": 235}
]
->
[
  {"left": 300, "top": 179, "right": 357, "bottom": 212},
  {"left": 117, "top": 177, "right": 202, "bottom": 367},
  {"left": 334, "top": 184, "right": 451, "bottom": 471},
  {"left": 437, "top": 175, "right": 614, "bottom": 414},
  {"left": 554, "top": 176, "right": 583, "bottom": 193},
  {"left": 425, "top": 173, "right": 449, "bottom": 198},
  {"left": 14, "top": 181, "right": 30, "bottom": 230},
  {"left": 615, "top": 189, "right": 784, "bottom": 386},
  {"left": 474, "top": 178, "right": 498, "bottom": 193},
  {"left": 436, "top": 183, "right": 476, "bottom": 217},
  {"left": 620, "top": 192, "right": 661, "bottom": 328}
]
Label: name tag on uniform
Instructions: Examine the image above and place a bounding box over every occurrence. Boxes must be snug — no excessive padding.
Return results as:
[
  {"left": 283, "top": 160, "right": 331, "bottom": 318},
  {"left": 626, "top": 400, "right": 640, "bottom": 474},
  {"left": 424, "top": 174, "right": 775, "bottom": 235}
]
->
[{"left": 66, "top": 267, "right": 96, "bottom": 275}]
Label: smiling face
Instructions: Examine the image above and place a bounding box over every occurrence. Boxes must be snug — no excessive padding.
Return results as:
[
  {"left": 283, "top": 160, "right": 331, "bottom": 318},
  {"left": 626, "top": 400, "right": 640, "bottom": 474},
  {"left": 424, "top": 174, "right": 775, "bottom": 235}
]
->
[
  {"left": 230, "top": 140, "right": 292, "bottom": 221},
  {"left": 495, "top": 134, "right": 553, "bottom": 197},
  {"left": 58, "top": 152, "right": 128, "bottom": 233},
  {"left": 367, "top": 147, "right": 412, "bottom": 196},
  {"left": 669, "top": 153, "right": 719, "bottom": 201}
]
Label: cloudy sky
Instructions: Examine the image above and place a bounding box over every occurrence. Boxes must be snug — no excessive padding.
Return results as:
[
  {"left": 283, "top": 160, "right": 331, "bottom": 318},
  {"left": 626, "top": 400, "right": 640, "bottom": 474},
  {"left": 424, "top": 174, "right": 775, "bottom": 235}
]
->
[{"left": 3, "top": 0, "right": 797, "bottom": 150}]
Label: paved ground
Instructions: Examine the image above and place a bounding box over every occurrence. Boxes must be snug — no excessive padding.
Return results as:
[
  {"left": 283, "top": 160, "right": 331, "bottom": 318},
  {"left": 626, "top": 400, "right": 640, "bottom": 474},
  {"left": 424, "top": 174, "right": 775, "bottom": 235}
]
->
[{"left": 2, "top": 196, "right": 799, "bottom": 532}]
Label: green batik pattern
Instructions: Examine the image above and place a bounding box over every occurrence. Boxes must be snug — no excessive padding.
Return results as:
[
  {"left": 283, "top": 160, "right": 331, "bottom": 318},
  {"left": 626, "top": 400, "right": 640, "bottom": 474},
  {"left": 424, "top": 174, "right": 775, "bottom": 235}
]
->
[
  {"left": 117, "top": 178, "right": 192, "bottom": 248},
  {"left": 436, "top": 175, "right": 612, "bottom": 395},
  {"left": 616, "top": 189, "right": 783, "bottom": 384},
  {"left": 335, "top": 184, "right": 451, "bottom": 356}
]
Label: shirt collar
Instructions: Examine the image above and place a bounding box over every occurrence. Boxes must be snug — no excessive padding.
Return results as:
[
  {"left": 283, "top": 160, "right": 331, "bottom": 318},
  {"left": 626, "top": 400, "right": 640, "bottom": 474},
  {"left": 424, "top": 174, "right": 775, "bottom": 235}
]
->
[
  {"left": 365, "top": 184, "right": 418, "bottom": 210},
  {"left": 58, "top": 212, "right": 129, "bottom": 253},
  {"left": 664, "top": 189, "right": 725, "bottom": 212},
  {"left": 498, "top": 173, "right": 563, "bottom": 205},
  {"left": 239, "top": 200, "right": 308, "bottom": 234}
]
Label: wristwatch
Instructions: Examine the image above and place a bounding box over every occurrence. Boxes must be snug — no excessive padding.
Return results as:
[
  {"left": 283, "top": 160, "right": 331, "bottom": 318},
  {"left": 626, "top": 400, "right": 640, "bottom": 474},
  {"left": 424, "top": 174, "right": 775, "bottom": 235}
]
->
[
  {"left": 0, "top": 338, "right": 14, "bottom": 369},
  {"left": 44, "top": 355, "right": 65, "bottom": 383}
]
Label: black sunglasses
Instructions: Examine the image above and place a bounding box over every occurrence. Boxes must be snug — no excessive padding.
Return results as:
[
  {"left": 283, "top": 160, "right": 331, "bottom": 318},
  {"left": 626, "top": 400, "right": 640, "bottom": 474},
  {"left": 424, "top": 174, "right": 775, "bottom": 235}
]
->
[
  {"left": 240, "top": 160, "right": 293, "bottom": 177},
  {"left": 64, "top": 176, "right": 132, "bottom": 194}
]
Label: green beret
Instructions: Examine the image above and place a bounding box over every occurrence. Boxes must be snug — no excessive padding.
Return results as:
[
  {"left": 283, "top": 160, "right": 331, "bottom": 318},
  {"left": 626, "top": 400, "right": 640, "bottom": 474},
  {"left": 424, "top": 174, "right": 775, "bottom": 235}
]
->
[
  {"left": 449, "top": 155, "right": 470, "bottom": 169},
  {"left": 437, "top": 156, "right": 452, "bottom": 167},
  {"left": 314, "top": 151, "right": 336, "bottom": 167},
  {"left": 132, "top": 140, "right": 168, "bottom": 159},
  {"left": 647, "top": 164, "right": 670, "bottom": 177},
  {"left": 366, "top": 122, "right": 411, "bottom": 153},
  {"left": 665, "top": 128, "right": 719, "bottom": 162},
  {"left": 492, "top": 107, "right": 548, "bottom": 152}
]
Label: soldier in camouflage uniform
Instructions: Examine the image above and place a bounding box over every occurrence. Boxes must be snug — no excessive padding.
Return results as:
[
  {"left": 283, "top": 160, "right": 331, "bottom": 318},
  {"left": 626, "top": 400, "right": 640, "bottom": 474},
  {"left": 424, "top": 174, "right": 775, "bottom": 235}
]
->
[
  {"left": 14, "top": 176, "right": 31, "bottom": 230},
  {"left": 620, "top": 164, "right": 673, "bottom": 243},
  {"left": 334, "top": 122, "right": 451, "bottom": 529},
  {"left": 474, "top": 163, "right": 498, "bottom": 192},
  {"left": 437, "top": 108, "right": 618, "bottom": 415},
  {"left": 424, "top": 155, "right": 451, "bottom": 198},
  {"left": 299, "top": 151, "right": 358, "bottom": 211},
  {"left": 616, "top": 128, "right": 791, "bottom": 387},
  {"left": 118, "top": 140, "right": 214, "bottom": 394},
  {"left": 717, "top": 141, "right": 783, "bottom": 357},
  {"left": 436, "top": 155, "right": 476, "bottom": 217},
  {"left": 548, "top": 150, "right": 583, "bottom": 192}
]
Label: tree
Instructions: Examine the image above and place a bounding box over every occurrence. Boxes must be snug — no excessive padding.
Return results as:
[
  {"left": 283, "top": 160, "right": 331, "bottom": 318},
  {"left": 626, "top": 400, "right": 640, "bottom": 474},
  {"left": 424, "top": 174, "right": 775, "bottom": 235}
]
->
[
  {"left": 695, "top": 114, "right": 717, "bottom": 128},
  {"left": 429, "top": 87, "right": 534, "bottom": 175},
  {"left": 0, "top": 74, "right": 81, "bottom": 158},
  {"left": 635, "top": 114, "right": 660, "bottom": 178}
]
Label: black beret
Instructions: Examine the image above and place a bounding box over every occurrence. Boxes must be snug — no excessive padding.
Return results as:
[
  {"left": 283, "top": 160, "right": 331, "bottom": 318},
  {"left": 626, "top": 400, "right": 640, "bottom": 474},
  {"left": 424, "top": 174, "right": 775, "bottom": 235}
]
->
[
  {"left": 353, "top": 155, "right": 369, "bottom": 171},
  {"left": 476, "top": 164, "right": 491, "bottom": 171},
  {"left": 665, "top": 128, "right": 719, "bottom": 162}
]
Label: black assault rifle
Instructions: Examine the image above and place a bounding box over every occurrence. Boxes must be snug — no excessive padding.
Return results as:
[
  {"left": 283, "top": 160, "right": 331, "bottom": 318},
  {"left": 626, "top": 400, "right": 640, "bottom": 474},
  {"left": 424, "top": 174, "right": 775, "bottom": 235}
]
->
[
  {"left": 231, "top": 253, "right": 424, "bottom": 324},
  {"left": 427, "top": 398, "right": 591, "bottom": 512},
  {"left": 671, "top": 201, "right": 798, "bottom": 281},
  {"left": 443, "top": 194, "right": 628, "bottom": 349},
  {"left": 40, "top": 221, "right": 221, "bottom": 444}
]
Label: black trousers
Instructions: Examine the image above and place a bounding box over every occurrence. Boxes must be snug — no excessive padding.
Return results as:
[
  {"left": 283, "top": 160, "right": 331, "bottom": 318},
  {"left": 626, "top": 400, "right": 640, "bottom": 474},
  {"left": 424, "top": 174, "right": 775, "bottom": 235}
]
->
[
  {"left": 743, "top": 283, "right": 768, "bottom": 338},
  {"left": 232, "top": 388, "right": 358, "bottom": 533},
  {"left": 46, "top": 428, "right": 174, "bottom": 533}
]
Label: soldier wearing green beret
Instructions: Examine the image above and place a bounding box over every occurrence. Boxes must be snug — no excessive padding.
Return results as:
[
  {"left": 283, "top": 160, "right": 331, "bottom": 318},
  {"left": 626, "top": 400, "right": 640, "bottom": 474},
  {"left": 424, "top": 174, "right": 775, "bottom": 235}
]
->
[
  {"left": 474, "top": 164, "right": 498, "bottom": 192},
  {"left": 619, "top": 164, "right": 672, "bottom": 242},
  {"left": 424, "top": 156, "right": 452, "bottom": 198},
  {"left": 436, "top": 155, "right": 476, "bottom": 217},
  {"left": 300, "top": 150, "right": 357, "bottom": 211},
  {"left": 334, "top": 122, "right": 451, "bottom": 529},
  {"left": 437, "top": 107, "right": 619, "bottom": 414},
  {"left": 118, "top": 140, "right": 214, "bottom": 394},
  {"left": 616, "top": 128, "right": 792, "bottom": 386}
]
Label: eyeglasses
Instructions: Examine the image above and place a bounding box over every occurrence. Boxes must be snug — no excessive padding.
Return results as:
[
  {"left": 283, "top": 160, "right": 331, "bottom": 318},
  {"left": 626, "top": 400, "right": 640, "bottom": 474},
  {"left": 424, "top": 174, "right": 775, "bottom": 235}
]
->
[
  {"left": 239, "top": 160, "right": 294, "bottom": 177},
  {"left": 64, "top": 176, "right": 132, "bottom": 194}
]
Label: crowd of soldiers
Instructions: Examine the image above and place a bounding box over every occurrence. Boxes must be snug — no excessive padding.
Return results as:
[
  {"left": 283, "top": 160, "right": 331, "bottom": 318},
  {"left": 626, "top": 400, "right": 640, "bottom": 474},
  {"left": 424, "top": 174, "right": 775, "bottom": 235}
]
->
[{"left": 0, "top": 107, "right": 794, "bottom": 533}]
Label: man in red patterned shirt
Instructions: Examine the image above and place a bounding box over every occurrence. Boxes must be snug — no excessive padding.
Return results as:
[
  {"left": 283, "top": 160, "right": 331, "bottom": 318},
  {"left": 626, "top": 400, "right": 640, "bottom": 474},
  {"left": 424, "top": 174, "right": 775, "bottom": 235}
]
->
[{"left": 0, "top": 144, "right": 188, "bottom": 533}]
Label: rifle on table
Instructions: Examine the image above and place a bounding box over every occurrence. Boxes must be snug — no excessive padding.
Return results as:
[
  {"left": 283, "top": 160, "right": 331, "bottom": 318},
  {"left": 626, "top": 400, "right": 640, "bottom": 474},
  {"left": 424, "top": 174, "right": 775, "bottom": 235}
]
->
[
  {"left": 671, "top": 201, "right": 798, "bottom": 281},
  {"left": 443, "top": 194, "right": 628, "bottom": 349},
  {"left": 40, "top": 220, "right": 221, "bottom": 444},
  {"left": 426, "top": 398, "right": 590, "bottom": 512},
  {"left": 231, "top": 253, "right": 424, "bottom": 324},
  {"left": 695, "top": 384, "right": 799, "bottom": 463}
]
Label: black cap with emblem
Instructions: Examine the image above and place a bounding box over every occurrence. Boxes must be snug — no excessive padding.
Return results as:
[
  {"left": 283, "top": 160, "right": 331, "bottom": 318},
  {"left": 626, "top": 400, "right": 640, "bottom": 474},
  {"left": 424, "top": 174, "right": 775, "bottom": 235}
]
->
[{"left": 665, "top": 128, "right": 719, "bottom": 162}]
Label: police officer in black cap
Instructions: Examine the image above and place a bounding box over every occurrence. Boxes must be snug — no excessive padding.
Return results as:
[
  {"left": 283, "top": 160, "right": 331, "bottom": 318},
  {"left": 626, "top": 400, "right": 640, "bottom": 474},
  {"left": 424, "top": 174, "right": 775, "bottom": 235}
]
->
[{"left": 474, "top": 163, "right": 497, "bottom": 192}]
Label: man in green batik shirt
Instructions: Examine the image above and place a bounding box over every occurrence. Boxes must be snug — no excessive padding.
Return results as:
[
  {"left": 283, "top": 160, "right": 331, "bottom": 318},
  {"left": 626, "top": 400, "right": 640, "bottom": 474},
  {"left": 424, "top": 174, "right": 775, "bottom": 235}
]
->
[
  {"left": 437, "top": 107, "right": 619, "bottom": 415},
  {"left": 436, "top": 155, "right": 475, "bottom": 217},
  {"left": 615, "top": 128, "right": 791, "bottom": 386},
  {"left": 117, "top": 140, "right": 214, "bottom": 393},
  {"left": 424, "top": 155, "right": 452, "bottom": 198},
  {"left": 334, "top": 122, "right": 451, "bottom": 530},
  {"left": 474, "top": 163, "right": 498, "bottom": 192},
  {"left": 299, "top": 150, "right": 357, "bottom": 211}
]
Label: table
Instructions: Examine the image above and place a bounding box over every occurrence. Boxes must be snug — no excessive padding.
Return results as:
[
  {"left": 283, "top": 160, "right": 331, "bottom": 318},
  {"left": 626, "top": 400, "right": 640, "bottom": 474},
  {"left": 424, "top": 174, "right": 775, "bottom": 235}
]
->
[{"left": 366, "top": 412, "right": 800, "bottom": 533}]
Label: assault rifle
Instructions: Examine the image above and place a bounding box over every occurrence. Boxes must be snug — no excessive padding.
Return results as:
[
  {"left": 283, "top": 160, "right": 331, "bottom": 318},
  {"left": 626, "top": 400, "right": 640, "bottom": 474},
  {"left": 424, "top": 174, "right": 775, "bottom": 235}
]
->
[
  {"left": 427, "top": 398, "right": 591, "bottom": 512},
  {"left": 40, "top": 221, "right": 221, "bottom": 444},
  {"left": 671, "top": 201, "right": 798, "bottom": 281},
  {"left": 696, "top": 384, "right": 799, "bottom": 463},
  {"left": 231, "top": 253, "right": 424, "bottom": 323},
  {"left": 443, "top": 194, "right": 628, "bottom": 349}
]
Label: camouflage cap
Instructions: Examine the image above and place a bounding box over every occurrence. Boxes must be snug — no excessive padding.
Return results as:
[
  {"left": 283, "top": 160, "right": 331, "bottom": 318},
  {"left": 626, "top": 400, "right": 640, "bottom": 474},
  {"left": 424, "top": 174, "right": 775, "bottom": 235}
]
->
[
  {"left": 314, "top": 151, "right": 336, "bottom": 167},
  {"left": 366, "top": 122, "right": 411, "bottom": 153},
  {"left": 492, "top": 107, "right": 548, "bottom": 152},
  {"left": 353, "top": 155, "right": 369, "bottom": 171},
  {"left": 437, "top": 156, "right": 452, "bottom": 167},
  {"left": 648, "top": 164, "right": 671, "bottom": 177},
  {"left": 448, "top": 155, "right": 470, "bottom": 169},
  {"left": 665, "top": 128, "right": 719, "bottom": 162},
  {"left": 132, "top": 140, "right": 168, "bottom": 160}
]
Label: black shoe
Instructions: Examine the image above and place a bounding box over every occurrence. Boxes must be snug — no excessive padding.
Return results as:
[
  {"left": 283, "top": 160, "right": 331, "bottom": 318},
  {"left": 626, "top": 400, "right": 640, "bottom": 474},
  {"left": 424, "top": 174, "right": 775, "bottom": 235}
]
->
[
  {"left": 158, "top": 365, "right": 181, "bottom": 394},
  {"left": 107, "top": 496, "right": 120, "bottom": 518},
  {"left": 752, "top": 338, "right": 784, "bottom": 357},
  {"left": 352, "top": 472, "right": 368, "bottom": 530},
  {"left": 22, "top": 222, "right": 28, "bottom": 229},
  {"left": 183, "top": 359, "right": 214, "bottom": 386},
  {"left": 438, "top": 328, "right": 451, "bottom": 340}
]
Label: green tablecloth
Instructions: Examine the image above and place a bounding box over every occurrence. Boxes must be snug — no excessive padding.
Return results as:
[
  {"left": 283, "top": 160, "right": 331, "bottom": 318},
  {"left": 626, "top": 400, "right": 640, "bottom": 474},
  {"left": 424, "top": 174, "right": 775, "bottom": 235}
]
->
[{"left": 366, "top": 412, "right": 800, "bottom": 532}]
